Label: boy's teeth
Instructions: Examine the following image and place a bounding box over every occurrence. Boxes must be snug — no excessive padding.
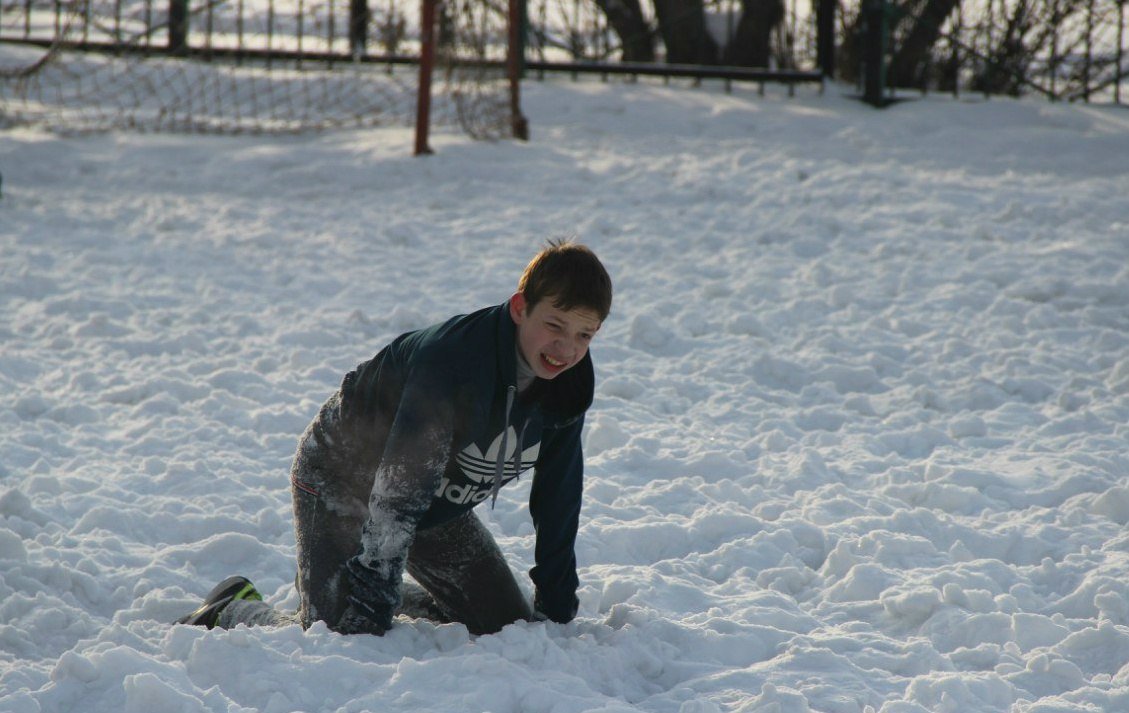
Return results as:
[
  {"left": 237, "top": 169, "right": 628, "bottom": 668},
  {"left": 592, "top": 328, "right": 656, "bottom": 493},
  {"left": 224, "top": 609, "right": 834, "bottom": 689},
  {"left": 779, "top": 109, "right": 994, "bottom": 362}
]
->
[{"left": 544, "top": 355, "right": 564, "bottom": 366}]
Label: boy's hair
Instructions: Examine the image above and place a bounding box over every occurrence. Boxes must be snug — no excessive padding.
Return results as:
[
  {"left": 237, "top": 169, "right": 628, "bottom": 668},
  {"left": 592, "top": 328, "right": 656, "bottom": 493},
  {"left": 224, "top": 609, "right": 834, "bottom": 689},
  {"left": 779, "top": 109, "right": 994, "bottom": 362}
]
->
[{"left": 518, "top": 239, "right": 613, "bottom": 322}]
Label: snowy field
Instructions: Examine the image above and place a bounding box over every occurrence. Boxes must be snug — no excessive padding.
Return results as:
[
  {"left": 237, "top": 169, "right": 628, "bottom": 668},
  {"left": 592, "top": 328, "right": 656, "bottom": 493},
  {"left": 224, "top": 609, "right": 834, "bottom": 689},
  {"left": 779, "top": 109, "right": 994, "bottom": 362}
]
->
[{"left": 2, "top": 79, "right": 1129, "bottom": 713}]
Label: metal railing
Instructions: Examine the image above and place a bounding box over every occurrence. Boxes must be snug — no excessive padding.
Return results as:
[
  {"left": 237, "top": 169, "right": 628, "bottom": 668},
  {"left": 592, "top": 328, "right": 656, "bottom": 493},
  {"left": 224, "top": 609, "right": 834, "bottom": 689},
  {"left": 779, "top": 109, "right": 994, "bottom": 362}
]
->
[{"left": 2, "top": 0, "right": 1123, "bottom": 101}]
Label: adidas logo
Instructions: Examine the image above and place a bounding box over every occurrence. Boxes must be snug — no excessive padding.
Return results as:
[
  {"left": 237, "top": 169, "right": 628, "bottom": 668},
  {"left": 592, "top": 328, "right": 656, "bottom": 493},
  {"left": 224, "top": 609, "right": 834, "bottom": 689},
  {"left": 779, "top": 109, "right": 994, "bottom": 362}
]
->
[{"left": 436, "top": 427, "right": 541, "bottom": 505}]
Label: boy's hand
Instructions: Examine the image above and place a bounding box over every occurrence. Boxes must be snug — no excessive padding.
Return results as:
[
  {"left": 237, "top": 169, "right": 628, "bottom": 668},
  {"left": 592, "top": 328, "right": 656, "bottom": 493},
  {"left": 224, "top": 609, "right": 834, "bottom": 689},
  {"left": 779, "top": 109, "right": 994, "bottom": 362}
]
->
[
  {"left": 341, "top": 556, "right": 401, "bottom": 634},
  {"left": 336, "top": 601, "right": 389, "bottom": 636}
]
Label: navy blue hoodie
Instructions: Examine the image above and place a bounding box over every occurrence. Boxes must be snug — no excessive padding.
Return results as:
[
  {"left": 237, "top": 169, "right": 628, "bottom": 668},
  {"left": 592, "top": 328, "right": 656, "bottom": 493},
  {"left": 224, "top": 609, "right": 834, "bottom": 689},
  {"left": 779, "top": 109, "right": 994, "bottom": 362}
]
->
[{"left": 337, "top": 300, "right": 591, "bottom": 628}]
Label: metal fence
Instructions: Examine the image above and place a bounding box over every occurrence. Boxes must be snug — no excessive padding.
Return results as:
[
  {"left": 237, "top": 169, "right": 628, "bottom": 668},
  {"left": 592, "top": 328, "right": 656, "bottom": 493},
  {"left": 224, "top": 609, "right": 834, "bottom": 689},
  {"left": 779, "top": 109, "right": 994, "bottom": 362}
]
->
[
  {"left": 0, "top": 0, "right": 825, "bottom": 84},
  {"left": 1, "top": 0, "right": 1124, "bottom": 102}
]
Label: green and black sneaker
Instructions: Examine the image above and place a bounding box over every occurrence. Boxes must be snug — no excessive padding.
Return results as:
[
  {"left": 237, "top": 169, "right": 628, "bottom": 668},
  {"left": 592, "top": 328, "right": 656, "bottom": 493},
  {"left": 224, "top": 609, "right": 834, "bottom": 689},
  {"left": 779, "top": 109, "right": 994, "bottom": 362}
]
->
[{"left": 175, "top": 575, "right": 262, "bottom": 629}]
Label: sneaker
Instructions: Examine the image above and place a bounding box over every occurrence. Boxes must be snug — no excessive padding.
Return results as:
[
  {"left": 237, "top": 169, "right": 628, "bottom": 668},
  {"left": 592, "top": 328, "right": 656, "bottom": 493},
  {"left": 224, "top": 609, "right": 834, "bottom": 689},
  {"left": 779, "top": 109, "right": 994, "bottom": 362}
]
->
[{"left": 175, "top": 575, "right": 262, "bottom": 629}]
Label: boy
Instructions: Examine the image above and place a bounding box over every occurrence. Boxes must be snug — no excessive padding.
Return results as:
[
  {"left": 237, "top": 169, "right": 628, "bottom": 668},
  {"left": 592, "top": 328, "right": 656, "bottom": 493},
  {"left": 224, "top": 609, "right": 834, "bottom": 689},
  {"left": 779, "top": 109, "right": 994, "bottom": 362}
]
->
[{"left": 176, "top": 240, "right": 612, "bottom": 636}]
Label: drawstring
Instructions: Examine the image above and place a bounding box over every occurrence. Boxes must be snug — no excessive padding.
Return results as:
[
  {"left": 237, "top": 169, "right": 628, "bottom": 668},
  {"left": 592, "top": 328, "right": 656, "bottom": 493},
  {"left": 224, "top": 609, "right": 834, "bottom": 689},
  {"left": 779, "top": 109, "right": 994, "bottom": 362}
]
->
[
  {"left": 490, "top": 386, "right": 517, "bottom": 509},
  {"left": 512, "top": 419, "right": 529, "bottom": 485}
]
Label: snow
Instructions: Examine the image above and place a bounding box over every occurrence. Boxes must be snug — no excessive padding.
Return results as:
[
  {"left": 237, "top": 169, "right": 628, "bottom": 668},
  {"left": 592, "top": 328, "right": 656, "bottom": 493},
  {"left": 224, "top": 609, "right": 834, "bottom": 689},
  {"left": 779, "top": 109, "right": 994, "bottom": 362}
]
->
[{"left": 2, "top": 78, "right": 1129, "bottom": 712}]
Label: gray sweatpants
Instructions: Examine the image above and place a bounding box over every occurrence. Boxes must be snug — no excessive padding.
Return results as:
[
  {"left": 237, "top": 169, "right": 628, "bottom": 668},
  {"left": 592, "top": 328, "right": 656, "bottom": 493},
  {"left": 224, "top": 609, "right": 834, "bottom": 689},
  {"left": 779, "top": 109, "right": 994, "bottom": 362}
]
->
[{"left": 218, "top": 394, "right": 534, "bottom": 636}]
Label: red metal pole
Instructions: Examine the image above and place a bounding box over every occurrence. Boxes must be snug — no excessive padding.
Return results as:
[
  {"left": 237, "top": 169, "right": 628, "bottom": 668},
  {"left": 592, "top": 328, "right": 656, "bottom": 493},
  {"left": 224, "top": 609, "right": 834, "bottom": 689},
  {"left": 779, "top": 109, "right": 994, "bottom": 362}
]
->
[
  {"left": 507, "top": 0, "right": 529, "bottom": 140},
  {"left": 414, "top": 0, "right": 436, "bottom": 155},
  {"left": 1117, "top": 0, "right": 1124, "bottom": 105}
]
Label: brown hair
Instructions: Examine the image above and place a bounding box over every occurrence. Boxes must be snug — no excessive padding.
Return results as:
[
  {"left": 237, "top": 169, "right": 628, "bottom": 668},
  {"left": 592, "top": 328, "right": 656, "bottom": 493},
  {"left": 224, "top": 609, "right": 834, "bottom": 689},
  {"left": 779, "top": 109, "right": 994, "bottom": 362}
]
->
[{"left": 517, "top": 239, "right": 613, "bottom": 322}]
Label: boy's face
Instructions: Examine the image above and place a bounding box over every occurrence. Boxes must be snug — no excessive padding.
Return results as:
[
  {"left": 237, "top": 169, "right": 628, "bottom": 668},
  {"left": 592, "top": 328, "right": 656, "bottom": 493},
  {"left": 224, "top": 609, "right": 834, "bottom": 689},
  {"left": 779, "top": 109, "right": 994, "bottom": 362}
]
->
[{"left": 509, "top": 292, "right": 601, "bottom": 380}]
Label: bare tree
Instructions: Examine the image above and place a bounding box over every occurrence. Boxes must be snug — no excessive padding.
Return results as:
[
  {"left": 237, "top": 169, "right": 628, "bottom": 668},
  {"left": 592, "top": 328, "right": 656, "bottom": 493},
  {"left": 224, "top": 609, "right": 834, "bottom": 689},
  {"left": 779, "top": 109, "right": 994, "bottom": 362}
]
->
[
  {"left": 652, "top": 0, "right": 720, "bottom": 63},
  {"left": 889, "top": 0, "right": 961, "bottom": 86},
  {"left": 593, "top": 0, "right": 657, "bottom": 61},
  {"left": 723, "top": 0, "right": 786, "bottom": 66}
]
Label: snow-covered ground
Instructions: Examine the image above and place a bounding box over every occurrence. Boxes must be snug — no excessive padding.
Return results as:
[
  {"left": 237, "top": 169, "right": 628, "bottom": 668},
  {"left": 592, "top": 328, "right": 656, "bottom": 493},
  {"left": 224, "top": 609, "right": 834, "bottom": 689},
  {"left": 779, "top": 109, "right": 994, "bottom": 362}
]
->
[{"left": 2, "top": 79, "right": 1129, "bottom": 713}]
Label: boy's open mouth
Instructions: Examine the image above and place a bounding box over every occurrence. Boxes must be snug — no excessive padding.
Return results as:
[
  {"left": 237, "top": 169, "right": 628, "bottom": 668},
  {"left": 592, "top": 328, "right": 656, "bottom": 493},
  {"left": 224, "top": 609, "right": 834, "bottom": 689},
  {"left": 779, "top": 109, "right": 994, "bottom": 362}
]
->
[{"left": 541, "top": 354, "right": 567, "bottom": 370}]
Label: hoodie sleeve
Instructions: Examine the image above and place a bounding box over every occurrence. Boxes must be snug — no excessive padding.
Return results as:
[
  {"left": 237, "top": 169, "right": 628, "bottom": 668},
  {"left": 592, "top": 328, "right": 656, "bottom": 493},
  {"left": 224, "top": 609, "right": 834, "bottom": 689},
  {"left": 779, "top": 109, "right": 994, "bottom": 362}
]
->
[
  {"left": 528, "top": 415, "right": 584, "bottom": 624},
  {"left": 340, "top": 365, "right": 454, "bottom": 634}
]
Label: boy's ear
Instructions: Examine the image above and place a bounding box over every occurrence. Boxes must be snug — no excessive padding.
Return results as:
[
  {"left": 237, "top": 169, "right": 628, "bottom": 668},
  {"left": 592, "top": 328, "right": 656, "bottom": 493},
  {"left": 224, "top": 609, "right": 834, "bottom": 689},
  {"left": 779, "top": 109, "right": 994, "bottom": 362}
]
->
[{"left": 508, "top": 292, "right": 527, "bottom": 323}]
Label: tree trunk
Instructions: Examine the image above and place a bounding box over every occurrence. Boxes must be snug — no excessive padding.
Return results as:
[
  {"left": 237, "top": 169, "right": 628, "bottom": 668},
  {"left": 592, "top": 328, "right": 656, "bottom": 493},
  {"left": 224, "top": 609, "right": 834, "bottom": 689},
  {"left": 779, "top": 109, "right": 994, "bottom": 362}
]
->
[
  {"left": 974, "top": 0, "right": 1040, "bottom": 95},
  {"left": 593, "top": 0, "right": 656, "bottom": 62},
  {"left": 889, "top": 0, "right": 960, "bottom": 87},
  {"left": 653, "top": 0, "right": 719, "bottom": 64},
  {"left": 723, "top": 0, "right": 785, "bottom": 67}
]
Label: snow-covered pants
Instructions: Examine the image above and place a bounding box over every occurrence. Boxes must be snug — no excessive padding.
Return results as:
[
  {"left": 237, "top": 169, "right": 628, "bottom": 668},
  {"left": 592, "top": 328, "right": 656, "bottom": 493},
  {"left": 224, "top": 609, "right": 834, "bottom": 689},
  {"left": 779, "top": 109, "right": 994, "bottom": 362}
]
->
[{"left": 218, "top": 392, "right": 534, "bottom": 635}]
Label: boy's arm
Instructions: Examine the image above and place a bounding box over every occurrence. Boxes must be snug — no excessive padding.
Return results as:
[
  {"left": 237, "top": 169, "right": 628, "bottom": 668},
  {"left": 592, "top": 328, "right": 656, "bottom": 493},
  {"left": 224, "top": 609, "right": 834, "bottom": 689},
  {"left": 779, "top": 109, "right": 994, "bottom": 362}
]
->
[
  {"left": 339, "top": 368, "right": 454, "bottom": 634},
  {"left": 528, "top": 415, "right": 585, "bottom": 624}
]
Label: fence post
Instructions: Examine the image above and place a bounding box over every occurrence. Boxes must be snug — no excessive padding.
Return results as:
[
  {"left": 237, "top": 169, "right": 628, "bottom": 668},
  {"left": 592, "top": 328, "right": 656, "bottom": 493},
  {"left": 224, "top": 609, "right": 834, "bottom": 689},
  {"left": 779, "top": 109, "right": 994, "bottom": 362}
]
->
[
  {"left": 508, "top": 0, "right": 530, "bottom": 139},
  {"left": 1049, "top": 0, "right": 1059, "bottom": 100},
  {"left": 414, "top": 0, "right": 436, "bottom": 155},
  {"left": 1117, "top": 0, "right": 1125, "bottom": 104},
  {"left": 350, "top": 0, "right": 368, "bottom": 57},
  {"left": 817, "top": 0, "right": 835, "bottom": 78},
  {"left": 168, "top": 0, "right": 188, "bottom": 54},
  {"left": 861, "top": 0, "right": 888, "bottom": 106},
  {"left": 1083, "top": 0, "right": 1094, "bottom": 101},
  {"left": 950, "top": 2, "right": 961, "bottom": 98}
]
